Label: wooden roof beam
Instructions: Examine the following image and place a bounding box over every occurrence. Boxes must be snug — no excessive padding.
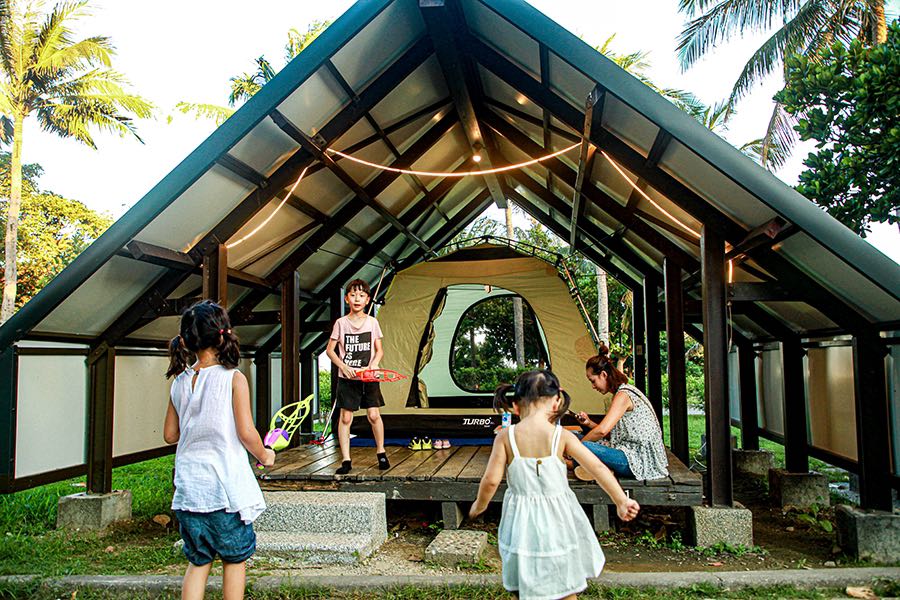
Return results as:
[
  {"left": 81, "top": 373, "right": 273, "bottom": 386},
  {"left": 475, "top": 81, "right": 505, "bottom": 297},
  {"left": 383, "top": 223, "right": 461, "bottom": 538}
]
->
[
  {"left": 420, "top": 0, "right": 506, "bottom": 208},
  {"left": 570, "top": 85, "right": 601, "bottom": 248}
]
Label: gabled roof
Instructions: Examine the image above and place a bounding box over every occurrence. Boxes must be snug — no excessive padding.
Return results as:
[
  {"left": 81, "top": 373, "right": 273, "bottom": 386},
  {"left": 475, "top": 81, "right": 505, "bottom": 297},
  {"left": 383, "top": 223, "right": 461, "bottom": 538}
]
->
[{"left": 2, "top": 0, "right": 898, "bottom": 352}]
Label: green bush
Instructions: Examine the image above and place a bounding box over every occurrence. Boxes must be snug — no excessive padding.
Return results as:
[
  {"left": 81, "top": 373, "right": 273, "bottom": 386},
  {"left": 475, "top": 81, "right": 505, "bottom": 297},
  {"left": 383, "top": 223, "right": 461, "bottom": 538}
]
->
[
  {"left": 318, "top": 369, "right": 332, "bottom": 417},
  {"left": 454, "top": 365, "right": 531, "bottom": 393}
]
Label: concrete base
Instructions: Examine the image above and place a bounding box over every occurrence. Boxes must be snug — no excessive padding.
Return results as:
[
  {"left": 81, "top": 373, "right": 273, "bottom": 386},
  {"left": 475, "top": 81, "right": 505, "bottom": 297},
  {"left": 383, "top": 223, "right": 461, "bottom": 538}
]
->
[
  {"left": 441, "top": 502, "right": 464, "bottom": 530},
  {"left": 592, "top": 504, "right": 612, "bottom": 533},
  {"left": 57, "top": 490, "right": 132, "bottom": 531},
  {"left": 687, "top": 504, "right": 753, "bottom": 548},
  {"left": 732, "top": 449, "right": 775, "bottom": 478},
  {"left": 768, "top": 469, "right": 829, "bottom": 508},
  {"left": 836, "top": 505, "right": 900, "bottom": 564},
  {"left": 425, "top": 530, "right": 487, "bottom": 567}
]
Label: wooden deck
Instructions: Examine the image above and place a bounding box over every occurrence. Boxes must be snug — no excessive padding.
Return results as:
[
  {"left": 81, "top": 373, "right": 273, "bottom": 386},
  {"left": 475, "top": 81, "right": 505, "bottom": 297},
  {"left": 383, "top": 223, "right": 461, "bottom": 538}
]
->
[{"left": 259, "top": 440, "right": 702, "bottom": 509}]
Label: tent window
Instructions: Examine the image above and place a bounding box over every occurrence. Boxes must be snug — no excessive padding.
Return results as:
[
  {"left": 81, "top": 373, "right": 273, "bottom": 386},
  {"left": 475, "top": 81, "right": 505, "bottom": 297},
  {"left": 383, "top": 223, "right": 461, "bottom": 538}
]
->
[{"left": 450, "top": 294, "right": 550, "bottom": 393}]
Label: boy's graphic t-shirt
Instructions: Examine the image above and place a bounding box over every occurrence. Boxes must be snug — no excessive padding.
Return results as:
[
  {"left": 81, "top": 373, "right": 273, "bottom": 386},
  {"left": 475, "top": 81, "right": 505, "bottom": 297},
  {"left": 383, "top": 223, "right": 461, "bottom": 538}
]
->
[{"left": 330, "top": 315, "right": 383, "bottom": 378}]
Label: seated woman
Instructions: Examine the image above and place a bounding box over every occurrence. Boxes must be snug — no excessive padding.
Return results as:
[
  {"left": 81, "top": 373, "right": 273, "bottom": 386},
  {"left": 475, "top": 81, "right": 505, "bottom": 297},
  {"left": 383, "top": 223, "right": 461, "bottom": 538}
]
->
[{"left": 572, "top": 344, "right": 669, "bottom": 481}]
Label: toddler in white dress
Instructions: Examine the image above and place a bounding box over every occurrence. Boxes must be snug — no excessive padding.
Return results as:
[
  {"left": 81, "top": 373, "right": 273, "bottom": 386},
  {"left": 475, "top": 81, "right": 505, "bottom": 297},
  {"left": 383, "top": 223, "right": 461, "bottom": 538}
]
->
[{"left": 469, "top": 369, "right": 640, "bottom": 600}]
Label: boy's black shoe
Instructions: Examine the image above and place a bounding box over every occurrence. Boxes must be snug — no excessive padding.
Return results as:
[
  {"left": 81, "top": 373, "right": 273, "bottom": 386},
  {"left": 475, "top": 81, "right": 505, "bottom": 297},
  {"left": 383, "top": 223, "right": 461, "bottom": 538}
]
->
[
  {"left": 336, "top": 460, "right": 352, "bottom": 475},
  {"left": 377, "top": 452, "right": 390, "bottom": 470}
]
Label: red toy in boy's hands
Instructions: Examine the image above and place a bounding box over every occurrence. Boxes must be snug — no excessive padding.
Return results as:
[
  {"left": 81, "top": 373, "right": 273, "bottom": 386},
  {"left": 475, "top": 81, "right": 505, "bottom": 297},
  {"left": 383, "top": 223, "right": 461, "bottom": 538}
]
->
[{"left": 356, "top": 369, "right": 407, "bottom": 383}]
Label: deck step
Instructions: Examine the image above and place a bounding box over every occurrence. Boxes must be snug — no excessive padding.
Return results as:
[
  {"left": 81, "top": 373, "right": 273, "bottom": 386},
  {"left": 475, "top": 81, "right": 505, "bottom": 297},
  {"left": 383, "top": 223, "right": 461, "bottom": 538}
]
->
[
  {"left": 254, "top": 531, "right": 379, "bottom": 565},
  {"left": 255, "top": 491, "right": 386, "bottom": 537}
]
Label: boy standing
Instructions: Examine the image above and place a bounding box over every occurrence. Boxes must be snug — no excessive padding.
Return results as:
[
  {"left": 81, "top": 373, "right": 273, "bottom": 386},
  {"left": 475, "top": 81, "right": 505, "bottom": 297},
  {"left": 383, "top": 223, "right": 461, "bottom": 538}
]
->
[{"left": 326, "top": 279, "right": 389, "bottom": 475}]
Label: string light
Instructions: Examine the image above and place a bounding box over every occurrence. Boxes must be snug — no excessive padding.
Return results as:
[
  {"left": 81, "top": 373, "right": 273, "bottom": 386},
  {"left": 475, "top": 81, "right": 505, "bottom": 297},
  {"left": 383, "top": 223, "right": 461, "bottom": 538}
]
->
[
  {"left": 325, "top": 142, "right": 580, "bottom": 177},
  {"left": 598, "top": 150, "right": 700, "bottom": 240},
  {"left": 226, "top": 166, "right": 309, "bottom": 249}
]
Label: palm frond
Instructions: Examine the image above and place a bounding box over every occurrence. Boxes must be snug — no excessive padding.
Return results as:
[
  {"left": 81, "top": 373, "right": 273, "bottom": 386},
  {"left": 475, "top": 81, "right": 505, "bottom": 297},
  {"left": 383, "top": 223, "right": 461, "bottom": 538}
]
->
[
  {"left": 0, "top": 114, "right": 11, "bottom": 144},
  {"left": 677, "top": 0, "right": 803, "bottom": 70},
  {"left": 758, "top": 102, "right": 796, "bottom": 170},
  {"left": 284, "top": 20, "right": 330, "bottom": 61},
  {"left": 34, "top": 35, "right": 114, "bottom": 76},
  {"left": 0, "top": 0, "right": 14, "bottom": 78},
  {"left": 174, "top": 101, "right": 234, "bottom": 126},
  {"left": 728, "top": 0, "right": 830, "bottom": 103}
]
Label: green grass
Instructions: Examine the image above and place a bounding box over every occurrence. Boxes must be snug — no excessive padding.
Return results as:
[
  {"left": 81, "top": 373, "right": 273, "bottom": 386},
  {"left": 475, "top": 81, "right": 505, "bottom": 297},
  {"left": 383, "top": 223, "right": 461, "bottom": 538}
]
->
[
  {"left": 0, "top": 581, "right": 897, "bottom": 600},
  {"left": 662, "top": 415, "right": 847, "bottom": 483},
  {"left": 0, "top": 455, "right": 180, "bottom": 576}
]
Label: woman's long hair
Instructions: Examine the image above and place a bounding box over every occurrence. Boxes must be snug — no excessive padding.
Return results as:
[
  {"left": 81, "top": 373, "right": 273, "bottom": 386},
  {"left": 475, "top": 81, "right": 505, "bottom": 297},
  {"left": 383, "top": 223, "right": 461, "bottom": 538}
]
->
[
  {"left": 166, "top": 300, "right": 240, "bottom": 378},
  {"left": 493, "top": 369, "right": 571, "bottom": 423},
  {"left": 585, "top": 342, "right": 629, "bottom": 393}
]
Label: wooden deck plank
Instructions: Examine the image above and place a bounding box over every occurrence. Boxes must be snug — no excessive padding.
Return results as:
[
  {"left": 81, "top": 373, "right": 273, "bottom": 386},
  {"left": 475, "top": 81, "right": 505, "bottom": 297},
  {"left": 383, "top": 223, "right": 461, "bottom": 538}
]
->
[
  {"left": 365, "top": 447, "right": 417, "bottom": 480},
  {"left": 433, "top": 446, "right": 479, "bottom": 481},
  {"left": 283, "top": 447, "right": 344, "bottom": 479},
  {"left": 457, "top": 446, "right": 492, "bottom": 481},
  {"left": 408, "top": 448, "right": 458, "bottom": 481},
  {"left": 344, "top": 445, "right": 407, "bottom": 481},
  {"left": 667, "top": 451, "right": 702, "bottom": 486},
  {"left": 263, "top": 440, "right": 337, "bottom": 478},
  {"left": 381, "top": 449, "right": 437, "bottom": 480}
]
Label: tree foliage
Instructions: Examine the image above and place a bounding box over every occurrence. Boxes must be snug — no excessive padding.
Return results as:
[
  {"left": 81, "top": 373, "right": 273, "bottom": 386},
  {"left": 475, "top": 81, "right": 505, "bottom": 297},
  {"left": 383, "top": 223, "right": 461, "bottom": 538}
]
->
[
  {"left": 0, "top": 154, "right": 111, "bottom": 309},
  {"left": 677, "top": 0, "right": 889, "bottom": 170},
  {"left": 0, "top": 0, "right": 152, "bottom": 322},
  {"left": 777, "top": 22, "right": 900, "bottom": 235}
]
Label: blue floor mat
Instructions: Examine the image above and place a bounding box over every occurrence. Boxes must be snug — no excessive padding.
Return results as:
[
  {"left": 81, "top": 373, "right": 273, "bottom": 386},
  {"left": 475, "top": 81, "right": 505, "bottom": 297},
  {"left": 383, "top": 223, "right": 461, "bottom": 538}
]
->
[{"left": 350, "top": 437, "right": 494, "bottom": 447}]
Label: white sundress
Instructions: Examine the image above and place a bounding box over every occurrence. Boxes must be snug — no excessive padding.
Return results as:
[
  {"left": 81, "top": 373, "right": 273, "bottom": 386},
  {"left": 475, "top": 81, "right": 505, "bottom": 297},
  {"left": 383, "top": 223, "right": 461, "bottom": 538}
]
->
[{"left": 499, "top": 424, "right": 605, "bottom": 600}]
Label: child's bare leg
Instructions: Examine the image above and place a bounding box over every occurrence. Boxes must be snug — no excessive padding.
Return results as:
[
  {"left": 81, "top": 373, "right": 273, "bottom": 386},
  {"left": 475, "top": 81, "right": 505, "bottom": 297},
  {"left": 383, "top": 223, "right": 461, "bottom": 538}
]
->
[
  {"left": 181, "top": 562, "right": 212, "bottom": 600},
  {"left": 222, "top": 561, "right": 246, "bottom": 600},
  {"left": 367, "top": 407, "right": 385, "bottom": 454},
  {"left": 338, "top": 408, "right": 353, "bottom": 461}
]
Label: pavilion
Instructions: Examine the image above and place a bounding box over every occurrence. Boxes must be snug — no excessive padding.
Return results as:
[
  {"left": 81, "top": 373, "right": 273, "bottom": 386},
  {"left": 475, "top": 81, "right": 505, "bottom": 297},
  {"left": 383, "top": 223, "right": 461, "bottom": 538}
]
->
[{"left": 0, "top": 0, "right": 897, "bottom": 528}]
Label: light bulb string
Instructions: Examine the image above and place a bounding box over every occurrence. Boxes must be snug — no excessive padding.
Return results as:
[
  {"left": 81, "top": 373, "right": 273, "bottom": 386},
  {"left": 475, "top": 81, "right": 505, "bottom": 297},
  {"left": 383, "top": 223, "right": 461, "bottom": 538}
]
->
[
  {"left": 325, "top": 142, "right": 580, "bottom": 177},
  {"left": 226, "top": 166, "right": 309, "bottom": 249}
]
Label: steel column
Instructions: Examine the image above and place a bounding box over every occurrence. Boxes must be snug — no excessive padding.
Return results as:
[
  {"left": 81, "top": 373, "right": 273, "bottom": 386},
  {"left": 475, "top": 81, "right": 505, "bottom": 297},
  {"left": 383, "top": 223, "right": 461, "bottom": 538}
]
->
[
  {"left": 737, "top": 339, "right": 760, "bottom": 450},
  {"left": 701, "top": 225, "right": 732, "bottom": 507},
  {"left": 281, "top": 272, "right": 301, "bottom": 445},
  {"left": 853, "top": 330, "right": 893, "bottom": 510},
  {"left": 632, "top": 285, "right": 646, "bottom": 392},
  {"left": 644, "top": 276, "right": 663, "bottom": 425},
  {"left": 86, "top": 346, "right": 116, "bottom": 494},
  {"left": 781, "top": 337, "right": 809, "bottom": 473},
  {"left": 664, "top": 259, "right": 689, "bottom": 463}
]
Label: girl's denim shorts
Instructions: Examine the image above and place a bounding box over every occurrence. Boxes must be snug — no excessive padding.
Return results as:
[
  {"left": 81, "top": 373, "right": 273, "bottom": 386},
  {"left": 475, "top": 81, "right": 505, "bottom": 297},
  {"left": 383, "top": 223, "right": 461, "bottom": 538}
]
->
[{"left": 174, "top": 509, "right": 256, "bottom": 565}]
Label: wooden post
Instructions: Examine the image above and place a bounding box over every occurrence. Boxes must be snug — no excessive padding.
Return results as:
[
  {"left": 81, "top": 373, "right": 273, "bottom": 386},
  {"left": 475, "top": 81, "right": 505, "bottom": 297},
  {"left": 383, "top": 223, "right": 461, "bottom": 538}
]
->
[
  {"left": 701, "top": 225, "right": 732, "bottom": 507},
  {"left": 643, "top": 276, "right": 663, "bottom": 425},
  {"left": 86, "top": 345, "right": 115, "bottom": 494},
  {"left": 632, "top": 285, "right": 646, "bottom": 392},
  {"left": 281, "top": 272, "right": 300, "bottom": 433},
  {"left": 0, "top": 347, "right": 16, "bottom": 491},
  {"left": 852, "top": 329, "right": 892, "bottom": 511},
  {"left": 202, "top": 243, "right": 228, "bottom": 305},
  {"left": 781, "top": 337, "right": 809, "bottom": 473},
  {"left": 664, "top": 259, "right": 689, "bottom": 463},
  {"left": 330, "top": 287, "right": 344, "bottom": 438},
  {"left": 254, "top": 349, "right": 271, "bottom": 438},
  {"left": 737, "top": 339, "right": 759, "bottom": 450},
  {"left": 300, "top": 350, "right": 314, "bottom": 437}
]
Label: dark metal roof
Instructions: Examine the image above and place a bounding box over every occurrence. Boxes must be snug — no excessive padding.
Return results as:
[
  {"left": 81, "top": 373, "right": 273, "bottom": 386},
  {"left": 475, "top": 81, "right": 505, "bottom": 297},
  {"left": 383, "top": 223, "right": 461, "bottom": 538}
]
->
[{"left": 2, "top": 0, "right": 898, "bottom": 353}]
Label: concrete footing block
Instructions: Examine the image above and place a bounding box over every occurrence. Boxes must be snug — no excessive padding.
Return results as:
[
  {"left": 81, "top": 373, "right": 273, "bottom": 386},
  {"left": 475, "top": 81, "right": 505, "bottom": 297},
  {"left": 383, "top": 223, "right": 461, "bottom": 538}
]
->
[
  {"left": 768, "top": 469, "right": 829, "bottom": 508},
  {"left": 732, "top": 449, "right": 775, "bottom": 478},
  {"left": 57, "top": 490, "right": 132, "bottom": 531},
  {"left": 425, "top": 530, "right": 487, "bottom": 566},
  {"left": 688, "top": 503, "right": 753, "bottom": 548},
  {"left": 836, "top": 505, "right": 900, "bottom": 564},
  {"left": 592, "top": 504, "right": 612, "bottom": 533},
  {"left": 441, "top": 502, "right": 463, "bottom": 530}
]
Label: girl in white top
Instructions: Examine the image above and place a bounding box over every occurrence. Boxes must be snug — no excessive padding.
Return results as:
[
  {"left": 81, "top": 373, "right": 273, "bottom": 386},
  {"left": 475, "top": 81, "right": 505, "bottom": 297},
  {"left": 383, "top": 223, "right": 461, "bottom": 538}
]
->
[
  {"left": 469, "top": 369, "right": 640, "bottom": 600},
  {"left": 163, "top": 300, "right": 274, "bottom": 600}
]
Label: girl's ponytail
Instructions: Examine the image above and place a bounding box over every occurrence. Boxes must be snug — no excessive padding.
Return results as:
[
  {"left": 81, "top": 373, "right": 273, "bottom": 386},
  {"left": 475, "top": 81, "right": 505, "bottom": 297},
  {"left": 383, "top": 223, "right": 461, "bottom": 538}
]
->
[
  {"left": 493, "top": 383, "right": 516, "bottom": 414},
  {"left": 166, "top": 336, "right": 190, "bottom": 379},
  {"left": 217, "top": 328, "right": 240, "bottom": 370}
]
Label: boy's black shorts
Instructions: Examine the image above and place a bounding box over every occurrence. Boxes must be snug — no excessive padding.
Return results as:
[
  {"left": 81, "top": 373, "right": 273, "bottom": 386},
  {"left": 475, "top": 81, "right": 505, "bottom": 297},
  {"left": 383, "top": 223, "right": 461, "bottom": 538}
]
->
[{"left": 335, "top": 378, "right": 385, "bottom": 412}]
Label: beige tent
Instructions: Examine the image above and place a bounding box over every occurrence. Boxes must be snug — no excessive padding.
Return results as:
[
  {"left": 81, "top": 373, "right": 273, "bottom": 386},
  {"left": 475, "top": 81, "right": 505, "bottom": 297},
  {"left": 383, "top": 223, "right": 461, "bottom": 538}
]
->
[{"left": 375, "top": 243, "right": 607, "bottom": 435}]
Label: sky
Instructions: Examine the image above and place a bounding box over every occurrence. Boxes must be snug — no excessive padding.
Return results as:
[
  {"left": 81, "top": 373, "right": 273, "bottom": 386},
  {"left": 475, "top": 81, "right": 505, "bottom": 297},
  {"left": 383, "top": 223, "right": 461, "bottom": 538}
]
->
[{"left": 25, "top": 0, "right": 900, "bottom": 263}]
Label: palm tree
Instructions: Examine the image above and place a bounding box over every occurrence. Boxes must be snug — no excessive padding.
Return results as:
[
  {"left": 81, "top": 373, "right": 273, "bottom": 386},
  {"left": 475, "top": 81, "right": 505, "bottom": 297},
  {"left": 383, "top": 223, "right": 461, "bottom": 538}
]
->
[
  {"left": 0, "top": 0, "right": 152, "bottom": 323},
  {"left": 677, "top": 0, "right": 889, "bottom": 169},
  {"left": 176, "top": 21, "right": 330, "bottom": 123}
]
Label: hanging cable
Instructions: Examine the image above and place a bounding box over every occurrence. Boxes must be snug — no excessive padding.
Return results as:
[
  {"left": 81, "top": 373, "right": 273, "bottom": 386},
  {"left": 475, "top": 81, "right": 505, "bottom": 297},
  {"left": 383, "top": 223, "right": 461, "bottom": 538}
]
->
[
  {"left": 368, "top": 262, "right": 389, "bottom": 316},
  {"left": 226, "top": 167, "right": 310, "bottom": 249},
  {"left": 598, "top": 150, "right": 701, "bottom": 241},
  {"left": 326, "top": 142, "right": 579, "bottom": 177}
]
